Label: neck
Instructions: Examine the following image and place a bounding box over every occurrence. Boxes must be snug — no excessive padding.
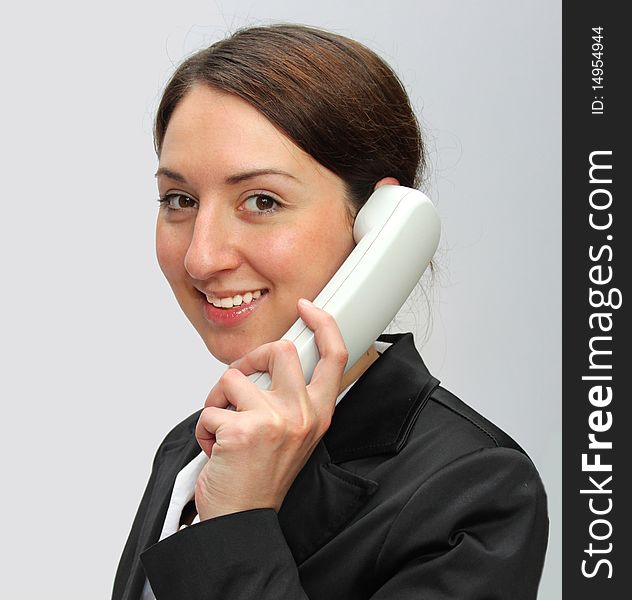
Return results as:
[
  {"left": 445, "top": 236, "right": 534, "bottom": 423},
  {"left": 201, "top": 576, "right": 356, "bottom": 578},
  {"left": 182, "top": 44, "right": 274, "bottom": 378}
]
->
[{"left": 339, "top": 344, "right": 380, "bottom": 394}]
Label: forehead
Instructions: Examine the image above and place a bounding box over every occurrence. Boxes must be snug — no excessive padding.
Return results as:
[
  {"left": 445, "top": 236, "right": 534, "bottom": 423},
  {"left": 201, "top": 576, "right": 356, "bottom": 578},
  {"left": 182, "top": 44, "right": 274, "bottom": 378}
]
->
[{"left": 160, "top": 85, "right": 313, "bottom": 177}]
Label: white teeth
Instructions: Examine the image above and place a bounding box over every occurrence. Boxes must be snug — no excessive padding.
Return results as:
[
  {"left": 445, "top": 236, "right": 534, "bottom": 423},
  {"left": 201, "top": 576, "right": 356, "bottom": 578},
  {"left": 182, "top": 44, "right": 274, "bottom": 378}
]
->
[{"left": 206, "top": 289, "right": 265, "bottom": 308}]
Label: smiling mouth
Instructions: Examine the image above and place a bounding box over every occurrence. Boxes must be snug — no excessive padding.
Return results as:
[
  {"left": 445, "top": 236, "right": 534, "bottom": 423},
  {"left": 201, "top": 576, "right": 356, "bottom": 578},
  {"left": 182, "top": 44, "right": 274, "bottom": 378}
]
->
[{"left": 202, "top": 289, "right": 269, "bottom": 309}]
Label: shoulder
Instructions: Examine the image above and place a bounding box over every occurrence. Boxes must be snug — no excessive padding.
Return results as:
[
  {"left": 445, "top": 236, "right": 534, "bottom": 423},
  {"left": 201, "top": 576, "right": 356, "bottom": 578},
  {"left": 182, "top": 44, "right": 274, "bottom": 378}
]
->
[
  {"left": 380, "top": 332, "right": 534, "bottom": 463},
  {"left": 421, "top": 383, "right": 528, "bottom": 454},
  {"left": 376, "top": 375, "right": 547, "bottom": 502},
  {"left": 401, "top": 380, "right": 543, "bottom": 490},
  {"left": 356, "top": 345, "right": 549, "bottom": 595},
  {"left": 405, "top": 384, "right": 546, "bottom": 506},
  {"left": 380, "top": 384, "right": 549, "bottom": 592},
  {"left": 369, "top": 335, "right": 546, "bottom": 505}
]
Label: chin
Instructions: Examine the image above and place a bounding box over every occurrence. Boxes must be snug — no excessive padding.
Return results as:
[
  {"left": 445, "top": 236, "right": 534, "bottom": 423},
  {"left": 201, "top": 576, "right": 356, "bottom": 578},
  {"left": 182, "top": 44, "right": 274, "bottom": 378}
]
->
[
  {"left": 201, "top": 332, "right": 265, "bottom": 366},
  {"left": 203, "top": 339, "right": 248, "bottom": 366},
  {"left": 203, "top": 325, "right": 295, "bottom": 366}
]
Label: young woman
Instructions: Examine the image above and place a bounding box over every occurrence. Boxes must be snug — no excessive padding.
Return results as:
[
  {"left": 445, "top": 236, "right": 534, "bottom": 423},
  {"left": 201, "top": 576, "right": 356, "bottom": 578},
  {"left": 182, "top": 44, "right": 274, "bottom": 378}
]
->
[{"left": 113, "top": 24, "right": 548, "bottom": 600}]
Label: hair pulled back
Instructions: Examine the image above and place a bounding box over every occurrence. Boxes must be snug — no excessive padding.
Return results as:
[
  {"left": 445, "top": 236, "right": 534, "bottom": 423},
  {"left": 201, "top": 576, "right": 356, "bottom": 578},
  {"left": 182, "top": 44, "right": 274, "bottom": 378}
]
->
[{"left": 154, "top": 24, "right": 424, "bottom": 213}]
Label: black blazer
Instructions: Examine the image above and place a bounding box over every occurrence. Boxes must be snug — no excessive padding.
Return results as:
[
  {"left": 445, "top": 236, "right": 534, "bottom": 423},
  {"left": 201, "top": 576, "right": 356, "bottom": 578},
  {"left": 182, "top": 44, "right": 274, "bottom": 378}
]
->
[{"left": 112, "top": 333, "right": 548, "bottom": 599}]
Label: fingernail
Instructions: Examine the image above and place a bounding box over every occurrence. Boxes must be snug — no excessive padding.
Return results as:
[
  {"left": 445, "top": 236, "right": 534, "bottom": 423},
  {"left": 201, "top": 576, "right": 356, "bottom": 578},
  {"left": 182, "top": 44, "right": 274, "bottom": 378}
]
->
[{"left": 298, "top": 298, "right": 313, "bottom": 308}]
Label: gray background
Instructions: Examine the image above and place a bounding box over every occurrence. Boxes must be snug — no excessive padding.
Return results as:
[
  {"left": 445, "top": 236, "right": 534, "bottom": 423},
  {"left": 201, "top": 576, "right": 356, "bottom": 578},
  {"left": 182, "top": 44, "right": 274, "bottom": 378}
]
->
[{"left": 0, "top": 1, "right": 560, "bottom": 597}]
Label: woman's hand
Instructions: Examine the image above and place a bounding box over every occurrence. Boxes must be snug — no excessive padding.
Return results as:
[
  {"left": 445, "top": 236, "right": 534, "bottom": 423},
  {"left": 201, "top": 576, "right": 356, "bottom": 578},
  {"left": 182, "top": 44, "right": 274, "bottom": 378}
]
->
[{"left": 194, "top": 298, "right": 349, "bottom": 521}]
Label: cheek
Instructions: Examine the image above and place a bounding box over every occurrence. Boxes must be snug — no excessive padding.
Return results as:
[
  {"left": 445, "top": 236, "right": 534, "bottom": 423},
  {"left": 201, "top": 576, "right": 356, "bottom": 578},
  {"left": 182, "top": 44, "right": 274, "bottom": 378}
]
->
[
  {"left": 259, "top": 219, "right": 354, "bottom": 293},
  {"left": 155, "top": 222, "right": 188, "bottom": 283},
  {"left": 257, "top": 231, "right": 305, "bottom": 283}
]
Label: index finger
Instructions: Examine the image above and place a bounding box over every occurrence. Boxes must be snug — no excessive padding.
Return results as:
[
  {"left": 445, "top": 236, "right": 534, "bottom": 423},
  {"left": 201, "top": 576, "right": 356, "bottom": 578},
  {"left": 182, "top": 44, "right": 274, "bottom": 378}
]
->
[
  {"left": 229, "top": 339, "right": 306, "bottom": 394},
  {"left": 297, "top": 299, "right": 349, "bottom": 400}
]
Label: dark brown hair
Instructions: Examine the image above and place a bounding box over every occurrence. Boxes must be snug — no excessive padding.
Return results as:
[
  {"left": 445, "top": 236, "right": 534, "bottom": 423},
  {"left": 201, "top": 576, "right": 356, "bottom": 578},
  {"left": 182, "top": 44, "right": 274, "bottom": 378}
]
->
[{"left": 154, "top": 24, "right": 424, "bottom": 214}]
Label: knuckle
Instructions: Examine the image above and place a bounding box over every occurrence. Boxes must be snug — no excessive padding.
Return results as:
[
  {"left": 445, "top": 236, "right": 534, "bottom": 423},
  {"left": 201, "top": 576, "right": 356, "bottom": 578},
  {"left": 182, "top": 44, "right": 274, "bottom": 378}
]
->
[
  {"left": 229, "top": 422, "right": 250, "bottom": 447},
  {"left": 320, "top": 310, "right": 337, "bottom": 327},
  {"left": 259, "top": 415, "right": 286, "bottom": 444},
  {"left": 256, "top": 410, "right": 277, "bottom": 430},
  {"left": 318, "top": 411, "right": 333, "bottom": 436},
  {"left": 199, "top": 406, "right": 214, "bottom": 424},
  {"left": 268, "top": 411, "right": 287, "bottom": 435},
  {"left": 289, "top": 420, "right": 310, "bottom": 442},
  {"left": 333, "top": 347, "right": 349, "bottom": 367},
  {"left": 204, "top": 391, "right": 218, "bottom": 408},
  {"left": 326, "top": 310, "right": 338, "bottom": 324},
  {"left": 226, "top": 367, "right": 242, "bottom": 380},
  {"left": 275, "top": 339, "right": 298, "bottom": 357},
  {"left": 290, "top": 410, "right": 317, "bottom": 441},
  {"left": 259, "top": 410, "right": 309, "bottom": 445},
  {"left": 220, "top": 368, "right": 241, "bottom": 385}
]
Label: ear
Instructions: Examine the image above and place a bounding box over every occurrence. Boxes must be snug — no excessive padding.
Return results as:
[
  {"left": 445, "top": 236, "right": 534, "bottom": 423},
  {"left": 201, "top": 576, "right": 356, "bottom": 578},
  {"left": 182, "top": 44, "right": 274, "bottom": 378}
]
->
[{"left": 373, "top": 176, "right": 400, "bottom": 190}]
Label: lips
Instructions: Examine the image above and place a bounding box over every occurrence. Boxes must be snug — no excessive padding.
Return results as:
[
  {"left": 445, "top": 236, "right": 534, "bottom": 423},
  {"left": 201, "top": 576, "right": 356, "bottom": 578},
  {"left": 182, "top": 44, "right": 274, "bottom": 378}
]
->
[{"left": 199, "top": 289, "right": 268, "bottom": 327}]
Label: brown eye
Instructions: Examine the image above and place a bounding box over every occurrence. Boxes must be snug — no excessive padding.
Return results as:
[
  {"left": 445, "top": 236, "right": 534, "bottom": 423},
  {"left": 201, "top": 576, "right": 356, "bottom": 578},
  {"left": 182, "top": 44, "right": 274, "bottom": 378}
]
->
[
  {"left": 242, "top": 194, "right": 280, "bottom": 214},
  {"left": 176, "top": 195, "right": 196, "bottom": 208},
  {"left": 255, "top": 196, "right": 275, "bottom": 210},
  {"left": 160, "top": 193, "right": 198, "bottom": 211}
]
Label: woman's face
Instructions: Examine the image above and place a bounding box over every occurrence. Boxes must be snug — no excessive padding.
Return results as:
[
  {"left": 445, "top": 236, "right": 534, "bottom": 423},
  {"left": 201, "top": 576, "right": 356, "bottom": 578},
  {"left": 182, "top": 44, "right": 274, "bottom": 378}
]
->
[{"left": 155, "top": 84, "right": 356, "bottom": 364}]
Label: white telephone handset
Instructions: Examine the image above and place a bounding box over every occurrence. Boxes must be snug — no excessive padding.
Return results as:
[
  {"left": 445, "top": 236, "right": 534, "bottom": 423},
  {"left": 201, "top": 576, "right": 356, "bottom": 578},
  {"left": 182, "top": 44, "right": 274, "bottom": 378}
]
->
[{"left": 248, "top": 185, "right": 441, "bottom": 389}]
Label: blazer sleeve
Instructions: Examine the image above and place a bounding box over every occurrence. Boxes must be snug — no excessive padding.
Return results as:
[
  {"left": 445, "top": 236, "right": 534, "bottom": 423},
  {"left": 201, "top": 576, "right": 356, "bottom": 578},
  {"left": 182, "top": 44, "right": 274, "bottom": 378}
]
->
[
  {"left": 370, "top": 446, "right": 549, "bottom": 600},
  {"left": 140, "top": 508, "right": 309, "bottom": 600}
]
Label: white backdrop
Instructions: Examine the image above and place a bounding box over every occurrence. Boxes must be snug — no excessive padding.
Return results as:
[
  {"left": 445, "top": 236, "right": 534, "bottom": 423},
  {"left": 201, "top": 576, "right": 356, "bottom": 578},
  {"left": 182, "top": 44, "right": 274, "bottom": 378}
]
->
[{"left": 0, "top": 1, "right": 560, "bottom": 597}]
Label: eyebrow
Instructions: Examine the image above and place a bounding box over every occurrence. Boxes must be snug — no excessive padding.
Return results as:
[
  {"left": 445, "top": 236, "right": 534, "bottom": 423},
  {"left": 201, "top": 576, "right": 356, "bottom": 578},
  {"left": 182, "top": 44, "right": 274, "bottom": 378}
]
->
[
  {"left": 154, "top": 167, "right": 188, "bottom": 183},
  {"left": 154, "top": 167, "right": 299, "bottom": 185}
]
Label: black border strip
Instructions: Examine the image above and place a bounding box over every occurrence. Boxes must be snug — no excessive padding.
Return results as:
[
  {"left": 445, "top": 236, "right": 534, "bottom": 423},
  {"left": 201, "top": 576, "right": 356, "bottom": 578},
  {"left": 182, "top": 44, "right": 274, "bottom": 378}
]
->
[{"left": 563, "top": 3, "right": 630, "bottom": 597}]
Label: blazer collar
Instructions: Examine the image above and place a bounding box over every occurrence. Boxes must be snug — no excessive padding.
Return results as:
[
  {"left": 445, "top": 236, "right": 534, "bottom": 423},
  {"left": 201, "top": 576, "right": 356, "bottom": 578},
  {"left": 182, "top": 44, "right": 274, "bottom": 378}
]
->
[
  {"left": 279, "top": 332, "right": 440, "bottom": 564},
  {"left": 323, "top": 332, "right": 440, "bottom": 463}
]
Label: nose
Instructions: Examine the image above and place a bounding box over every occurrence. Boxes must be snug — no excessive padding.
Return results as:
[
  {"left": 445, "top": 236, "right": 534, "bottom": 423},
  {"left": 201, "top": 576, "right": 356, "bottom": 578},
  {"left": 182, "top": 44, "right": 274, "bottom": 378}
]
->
[{"left": 183, "top": 206, "right": 241, "bottom": 281}]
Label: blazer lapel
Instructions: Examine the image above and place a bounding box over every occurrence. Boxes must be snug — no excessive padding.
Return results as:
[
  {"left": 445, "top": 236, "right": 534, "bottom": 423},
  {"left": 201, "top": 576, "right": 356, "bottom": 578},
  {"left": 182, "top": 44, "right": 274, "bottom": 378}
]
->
[
  {"left": 278, "top": 332, "right": 440, "bottom": 565},
  {"left": 277, "top": 440, "right": 379, "bottom": 565},
  {"left": 117, "top": 422, "right": 202, "bottom": 600}
]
